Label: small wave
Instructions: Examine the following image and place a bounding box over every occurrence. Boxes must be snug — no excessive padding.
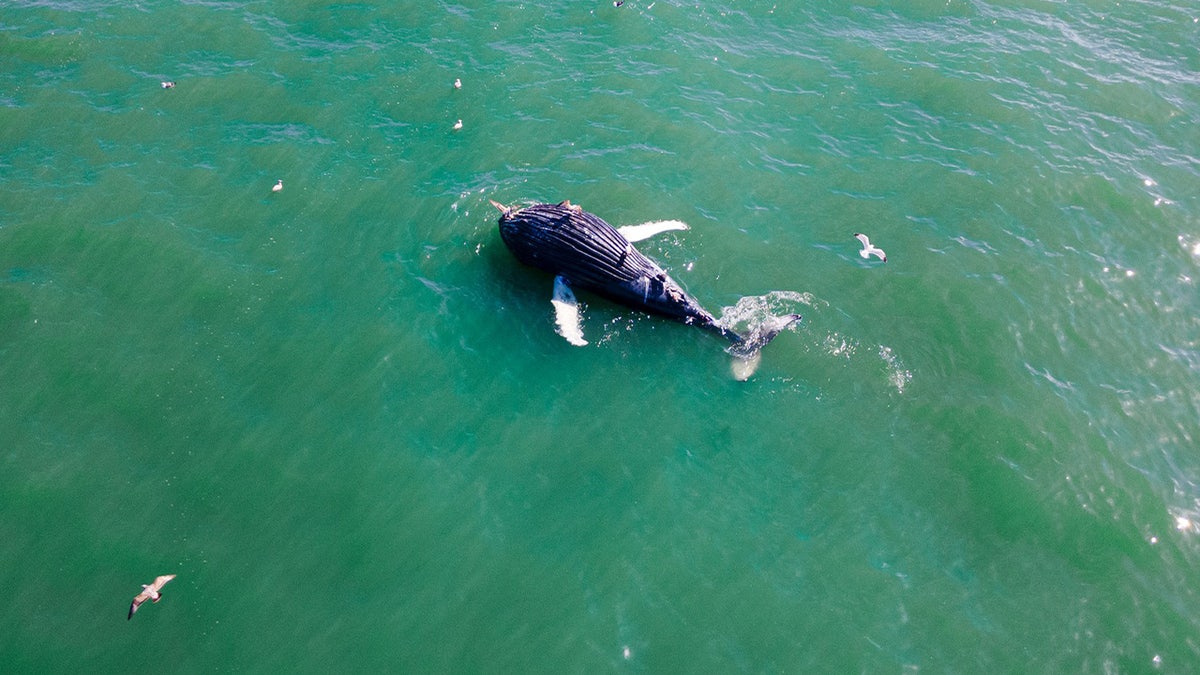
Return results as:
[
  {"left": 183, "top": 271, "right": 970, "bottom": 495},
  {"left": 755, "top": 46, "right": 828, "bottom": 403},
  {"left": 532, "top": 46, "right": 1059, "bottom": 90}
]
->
[{"left": 225, "top": 122, "right": 334, "bottom": 146}]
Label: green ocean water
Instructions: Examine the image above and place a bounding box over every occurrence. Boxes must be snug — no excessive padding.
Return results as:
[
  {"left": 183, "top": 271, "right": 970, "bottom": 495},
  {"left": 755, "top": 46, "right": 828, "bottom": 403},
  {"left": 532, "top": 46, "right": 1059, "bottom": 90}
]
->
[{"left": 3, "top": 0, "right": 1200, "bottom": 671}]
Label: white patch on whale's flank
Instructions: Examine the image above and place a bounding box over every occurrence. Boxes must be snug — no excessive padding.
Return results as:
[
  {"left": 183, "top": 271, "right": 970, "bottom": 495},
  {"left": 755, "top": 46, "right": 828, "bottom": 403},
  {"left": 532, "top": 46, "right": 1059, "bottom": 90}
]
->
[
  {"left": 617, "top": 220, "right": 690, "bottom": 242},
  {"left": 551, "top": 276, "right": 588, "bottom": 346}
]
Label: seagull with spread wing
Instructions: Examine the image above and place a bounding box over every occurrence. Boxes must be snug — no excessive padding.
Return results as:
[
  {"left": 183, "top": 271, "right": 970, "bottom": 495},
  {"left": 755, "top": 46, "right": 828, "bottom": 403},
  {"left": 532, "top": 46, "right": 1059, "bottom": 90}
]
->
[
  {"left": 854, "top": 233, "right": 887, "bottom": 262},
  {"left": 128, "top": 574, "right": 176, "bottom": 620}
]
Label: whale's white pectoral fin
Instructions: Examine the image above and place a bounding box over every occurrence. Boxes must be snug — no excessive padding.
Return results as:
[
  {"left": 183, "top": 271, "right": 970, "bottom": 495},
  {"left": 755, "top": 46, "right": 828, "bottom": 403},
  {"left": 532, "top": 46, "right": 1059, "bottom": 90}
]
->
[
  {"left": 618, "top": 220, "right": 690, "bottom": 242},
  {"left": 551, "top": 276, "right": 588, "bottom": 346}
]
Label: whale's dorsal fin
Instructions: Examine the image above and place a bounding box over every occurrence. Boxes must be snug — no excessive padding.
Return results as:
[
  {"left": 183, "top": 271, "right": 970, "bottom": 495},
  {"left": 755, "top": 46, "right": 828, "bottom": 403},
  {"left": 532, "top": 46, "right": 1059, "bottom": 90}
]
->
[
  {"left": 618, "top": 220, "right": 690, "bottom": 242},
  {"left": 551, "top": 276, "right": 588, "bottom": 346}
]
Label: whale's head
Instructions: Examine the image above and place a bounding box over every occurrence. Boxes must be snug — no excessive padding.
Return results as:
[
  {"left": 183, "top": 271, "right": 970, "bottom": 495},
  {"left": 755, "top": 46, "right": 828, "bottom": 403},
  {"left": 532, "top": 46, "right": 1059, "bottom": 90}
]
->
[{"left": 492, "top": 201, "right": 574, "bottom": 272}]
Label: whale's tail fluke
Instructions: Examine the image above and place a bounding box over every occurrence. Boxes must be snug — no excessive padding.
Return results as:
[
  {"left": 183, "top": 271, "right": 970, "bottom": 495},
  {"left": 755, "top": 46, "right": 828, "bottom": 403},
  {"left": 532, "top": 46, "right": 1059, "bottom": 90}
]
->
[
  {"left": 720, "top": 312, "right": 800, "bottom": 380},
  {"left": 709, "top": 292, "right": 808, "bottom": 380},
  {"left": 730, "top": 313, "right": 802, "bottom": 354}
]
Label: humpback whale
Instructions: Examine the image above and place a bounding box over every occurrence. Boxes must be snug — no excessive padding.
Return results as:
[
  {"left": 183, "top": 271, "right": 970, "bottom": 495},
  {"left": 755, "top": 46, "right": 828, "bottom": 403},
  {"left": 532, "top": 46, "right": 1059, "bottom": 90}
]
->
[{"left": 492, "top": 200, "right": 799, "bottom": 375}]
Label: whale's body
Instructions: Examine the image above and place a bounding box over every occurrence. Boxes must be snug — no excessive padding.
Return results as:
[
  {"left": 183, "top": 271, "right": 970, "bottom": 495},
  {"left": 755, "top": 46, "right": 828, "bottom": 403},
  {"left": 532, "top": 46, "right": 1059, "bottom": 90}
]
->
[
  {"left": 494, "top": 200, "right": 799, "bottom": 360},
  {"left": 496, "top": 201, "right": 737, "bottom": 338}
]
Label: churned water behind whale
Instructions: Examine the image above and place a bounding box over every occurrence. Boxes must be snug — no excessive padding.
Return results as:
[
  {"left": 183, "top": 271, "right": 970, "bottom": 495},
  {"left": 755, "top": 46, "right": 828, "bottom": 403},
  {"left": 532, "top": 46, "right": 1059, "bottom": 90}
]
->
[{"left": 492, "top": 199, "right": 800, "bottom": 378}]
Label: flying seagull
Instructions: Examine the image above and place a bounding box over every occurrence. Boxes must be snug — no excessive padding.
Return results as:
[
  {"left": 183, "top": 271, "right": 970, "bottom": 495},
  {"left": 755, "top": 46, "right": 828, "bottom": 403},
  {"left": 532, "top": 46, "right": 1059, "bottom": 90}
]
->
[
  {"left": 853, "top": 233, "right": 887, "bottom": 262},
  {"left": 128, "top": 574, "right": 176, "bottom": 620}
]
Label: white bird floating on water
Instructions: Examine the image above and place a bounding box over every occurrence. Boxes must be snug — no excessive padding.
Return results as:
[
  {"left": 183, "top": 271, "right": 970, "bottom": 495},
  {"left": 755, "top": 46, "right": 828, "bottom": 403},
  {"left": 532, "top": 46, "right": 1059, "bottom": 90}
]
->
[
  {"left": 128, "top": 574, "right": 176, "bottom": 620},
  {"left": 454, "top": 78, "right": 462, "bottom": 89},
  {"left": 453, "top": 119, "right": 463, "bottom": 131},
  {"left": 272, "top": 179, "right": 283, "bottom": 192},
  {"left": 854, "top": 233, "right": 887, "bottom": 262},
  {"left": 161, "top": 81, "right": 176, "bottom": 89}
]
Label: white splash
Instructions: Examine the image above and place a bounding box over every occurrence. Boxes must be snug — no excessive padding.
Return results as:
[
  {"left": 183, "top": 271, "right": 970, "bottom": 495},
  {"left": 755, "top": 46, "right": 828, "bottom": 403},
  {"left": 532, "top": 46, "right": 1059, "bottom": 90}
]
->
[
  {"left": 823, "top": 332, "right": 857, "bottom": 359},
  {"left": 1179, "top": 234, "right": 1200, "bottom": 258},
  {"left": 716, "top": 290, "right": 813, "bottom": 332},
  {"left": 880, "top": 345, "right": 912, "bottom": 394}
]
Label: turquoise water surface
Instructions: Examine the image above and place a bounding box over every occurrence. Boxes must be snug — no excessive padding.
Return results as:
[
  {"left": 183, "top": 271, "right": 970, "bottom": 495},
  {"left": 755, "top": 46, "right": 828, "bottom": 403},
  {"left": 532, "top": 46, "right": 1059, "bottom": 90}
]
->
[{"left": 3, "top": 1, "right": 1199, "bottom": 671}]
